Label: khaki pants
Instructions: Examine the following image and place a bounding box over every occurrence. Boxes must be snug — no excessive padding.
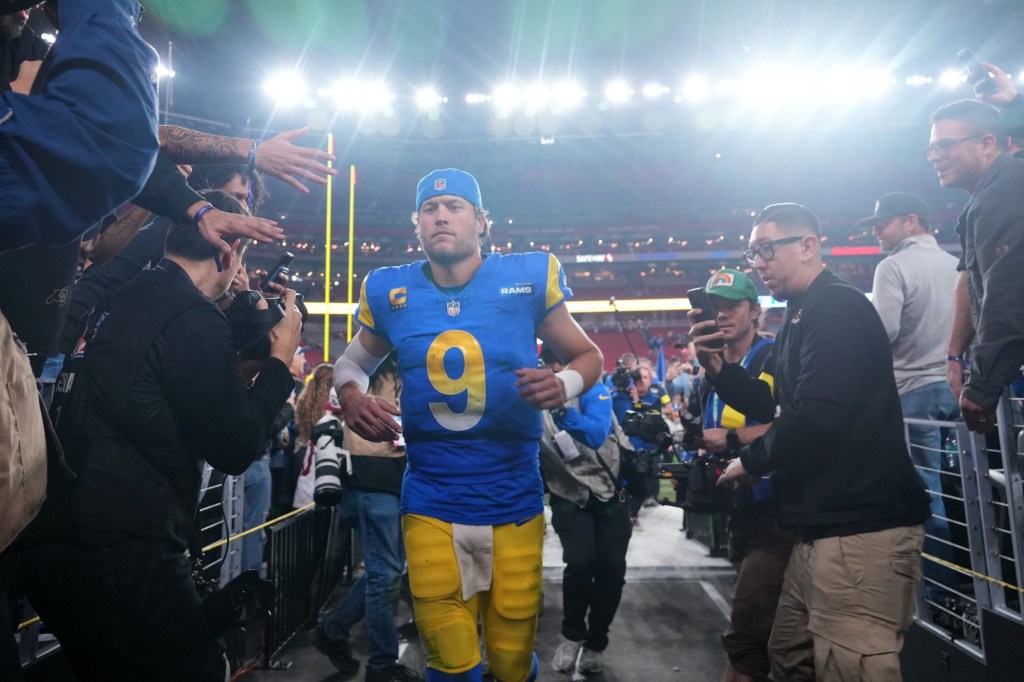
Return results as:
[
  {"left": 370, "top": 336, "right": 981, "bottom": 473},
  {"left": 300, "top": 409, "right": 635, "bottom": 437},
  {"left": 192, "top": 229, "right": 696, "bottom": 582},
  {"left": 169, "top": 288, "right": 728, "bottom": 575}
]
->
[{"left": 768, "top": 524, "right": 924, "bottom": 681}]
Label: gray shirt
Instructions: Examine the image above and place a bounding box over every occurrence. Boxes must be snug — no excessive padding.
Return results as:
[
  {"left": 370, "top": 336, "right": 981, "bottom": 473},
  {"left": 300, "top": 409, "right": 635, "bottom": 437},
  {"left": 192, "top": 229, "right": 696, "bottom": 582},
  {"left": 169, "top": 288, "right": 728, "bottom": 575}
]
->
[{"left": 871, "top": 234, "right": 959, "bottom": 394}]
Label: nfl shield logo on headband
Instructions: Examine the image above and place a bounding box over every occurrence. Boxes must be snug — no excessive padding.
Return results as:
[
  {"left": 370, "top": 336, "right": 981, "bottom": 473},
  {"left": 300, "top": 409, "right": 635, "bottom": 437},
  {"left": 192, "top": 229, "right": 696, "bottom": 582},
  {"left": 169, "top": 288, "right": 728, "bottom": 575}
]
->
[{"left": 435, "top": 179, "right": 446, "bottom": 191}]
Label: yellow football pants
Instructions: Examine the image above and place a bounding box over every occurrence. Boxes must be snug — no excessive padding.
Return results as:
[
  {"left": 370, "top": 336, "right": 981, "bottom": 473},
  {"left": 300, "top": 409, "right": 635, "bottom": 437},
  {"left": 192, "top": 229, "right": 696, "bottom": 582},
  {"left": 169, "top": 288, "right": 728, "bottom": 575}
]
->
[{"left": 402, "top": 513, "right": 543, "bottom": 682}]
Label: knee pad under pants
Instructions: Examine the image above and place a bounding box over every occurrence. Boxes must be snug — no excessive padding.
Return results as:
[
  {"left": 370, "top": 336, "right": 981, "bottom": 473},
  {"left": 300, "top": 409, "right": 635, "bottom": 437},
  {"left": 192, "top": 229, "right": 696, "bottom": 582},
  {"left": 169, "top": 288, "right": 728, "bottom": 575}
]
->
[{"left": 403, "top": 513, "right": 543, "bottom": 682}]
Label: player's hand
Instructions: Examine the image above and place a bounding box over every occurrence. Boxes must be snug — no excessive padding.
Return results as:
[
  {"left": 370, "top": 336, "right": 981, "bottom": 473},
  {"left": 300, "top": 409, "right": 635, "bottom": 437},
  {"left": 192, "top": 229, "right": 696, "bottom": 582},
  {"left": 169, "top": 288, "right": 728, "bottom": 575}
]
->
[
  {"left": 717, "top": 458, "right": 749, "bottom": 487},
  {"left": 960, "top": 395, "right": 996, "bottom": 433},
  {"left": 268, "top": 289, "right": 303, "bottom": 364},
  {"left": 947, "top": 360, "right": 965, "bottom": 402},
  {"left": 515, "top": 367, "right": 566, "bottom": 410},
  {"left": 257, "top": 127, "right": 338, "bottom": 193},
  {"left": 975, "top": 61, "right": 1019, "bottom": 106},
  {"left": 191, "top": 205, "right": 285, "bottom": 257},
  {"left": 697, "top": 428, "right": 729, "bottom": 454},
  {"left": 338, "top": 385, "right": 403, "bottom": 442}
]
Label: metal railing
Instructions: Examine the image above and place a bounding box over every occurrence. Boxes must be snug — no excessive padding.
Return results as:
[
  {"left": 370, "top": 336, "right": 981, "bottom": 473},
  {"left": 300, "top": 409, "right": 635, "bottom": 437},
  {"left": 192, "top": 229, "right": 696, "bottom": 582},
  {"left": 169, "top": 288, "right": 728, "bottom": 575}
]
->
[
  {"left": 262, "top": 506, "right": 346, "bottom": 670},
  {"left": 910, "top": 393, "right": 1024, "bottom": 665}
]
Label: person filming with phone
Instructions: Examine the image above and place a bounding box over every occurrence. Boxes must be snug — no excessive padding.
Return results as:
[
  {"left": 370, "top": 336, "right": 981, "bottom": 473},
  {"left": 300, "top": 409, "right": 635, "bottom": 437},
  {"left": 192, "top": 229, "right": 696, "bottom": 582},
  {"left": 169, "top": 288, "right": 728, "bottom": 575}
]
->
[{"left": 687, "top": 268, "right": 790, "bottom": 682}]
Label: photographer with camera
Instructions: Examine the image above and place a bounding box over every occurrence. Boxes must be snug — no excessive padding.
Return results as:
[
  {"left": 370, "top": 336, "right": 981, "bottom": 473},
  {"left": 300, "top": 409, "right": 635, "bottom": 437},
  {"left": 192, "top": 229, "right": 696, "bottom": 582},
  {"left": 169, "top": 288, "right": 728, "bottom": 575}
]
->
[
  {"left": 20, "top": 190, "right": 302, "bottom": 682},
  {"left": 687, "top": 269, "right": 790, "bottom": 682},
  {"left": 610, "top": 361, "right": 663, "bottom": 517},
  {"left": 537, "top": 346, "right": 633, "bottom": 676}
]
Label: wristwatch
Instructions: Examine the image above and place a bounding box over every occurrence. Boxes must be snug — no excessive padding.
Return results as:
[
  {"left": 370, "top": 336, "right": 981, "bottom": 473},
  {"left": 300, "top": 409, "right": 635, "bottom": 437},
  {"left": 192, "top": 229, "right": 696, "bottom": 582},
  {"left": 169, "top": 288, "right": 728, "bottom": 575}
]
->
[{"left": 726, "top": 429, "right": 741, "bottom": 451}]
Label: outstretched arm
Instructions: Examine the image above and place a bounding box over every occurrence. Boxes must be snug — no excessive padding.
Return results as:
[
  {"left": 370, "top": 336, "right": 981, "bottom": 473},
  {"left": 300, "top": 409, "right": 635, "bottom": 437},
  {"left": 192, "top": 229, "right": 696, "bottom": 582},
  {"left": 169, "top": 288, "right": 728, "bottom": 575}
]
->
[{"left": 158, "top": 125, "right": 337, "bottom": 193}]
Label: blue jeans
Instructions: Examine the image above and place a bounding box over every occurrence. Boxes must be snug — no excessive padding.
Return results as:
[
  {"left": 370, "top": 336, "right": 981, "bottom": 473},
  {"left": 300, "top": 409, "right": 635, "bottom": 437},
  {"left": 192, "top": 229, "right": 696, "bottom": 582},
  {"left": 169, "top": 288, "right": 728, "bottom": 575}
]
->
[
  {"left": 900, "top": 381, "right": 959, "bottom": 595},
  {"left": 242, "top": 456, "right": 271, "bottom": 573},
  {"left": 323, "top": 489, "right": 405, "bottom": 672}
]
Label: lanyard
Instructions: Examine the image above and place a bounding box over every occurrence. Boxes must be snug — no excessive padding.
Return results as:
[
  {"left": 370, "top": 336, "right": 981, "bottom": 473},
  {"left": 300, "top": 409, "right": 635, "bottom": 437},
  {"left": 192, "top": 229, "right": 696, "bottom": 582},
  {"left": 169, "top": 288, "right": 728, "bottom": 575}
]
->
[{"left": 704, "top": 336, "right": 772, "bottom": 430}]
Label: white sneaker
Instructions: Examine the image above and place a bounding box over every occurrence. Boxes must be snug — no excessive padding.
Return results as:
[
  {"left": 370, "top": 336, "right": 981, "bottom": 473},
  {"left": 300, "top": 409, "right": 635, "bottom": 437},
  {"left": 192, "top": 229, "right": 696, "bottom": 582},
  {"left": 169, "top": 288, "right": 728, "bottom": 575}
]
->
[
  {"left": 551, "top": 636, "right": 582, "bottom": 673},
  {"left": 576, "top": 647, "right": 603, "bottom": 675}
]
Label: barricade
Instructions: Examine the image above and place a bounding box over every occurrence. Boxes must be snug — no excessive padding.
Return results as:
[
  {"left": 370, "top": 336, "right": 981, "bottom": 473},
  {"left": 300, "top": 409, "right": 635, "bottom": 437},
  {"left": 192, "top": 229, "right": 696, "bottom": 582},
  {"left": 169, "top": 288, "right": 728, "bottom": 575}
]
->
[{"left": 909, "top": 392, "right": 1024, "bottom": 673}]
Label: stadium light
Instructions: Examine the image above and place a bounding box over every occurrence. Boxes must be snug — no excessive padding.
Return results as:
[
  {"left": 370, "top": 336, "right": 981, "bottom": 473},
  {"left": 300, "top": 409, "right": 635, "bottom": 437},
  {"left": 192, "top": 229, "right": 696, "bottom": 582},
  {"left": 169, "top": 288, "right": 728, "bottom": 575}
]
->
[
  {"left": 321, "top": 79, "right": 395, "bottom": 112},
  {"left": 465, "top": 92, "right": 489, "bottom": 104},
  {"left": 604, "top": 79, "right": 634, "bottom": 104},
  {"left": 523, "top": 82, "right": 551, "bottom": 110},
  {"left": 939, "top": 69, "right": 967, "bottom": 88},
  {"left": 641, "top": 83, "right": 669, "bottom": 98},
  {"left": 492, "top": 84, "right": 522, "bottom": 113},
  {"left": 155, "top": 64, "right": 176, "bottom": 79},
  {"left": 415, "top": 87, "right": 446, "bottom": 109},
  {"left": 263, "top": 71, "right": 308, "bottom": 105},
  {"left": 551, "top": 81, "right": 586, "bottom": 111},
  {"left": 905, "top": 75, "right": 933, "bottom": 86},
  {"left": 681, "top": 75, "right": 711, "bottom": 103}
]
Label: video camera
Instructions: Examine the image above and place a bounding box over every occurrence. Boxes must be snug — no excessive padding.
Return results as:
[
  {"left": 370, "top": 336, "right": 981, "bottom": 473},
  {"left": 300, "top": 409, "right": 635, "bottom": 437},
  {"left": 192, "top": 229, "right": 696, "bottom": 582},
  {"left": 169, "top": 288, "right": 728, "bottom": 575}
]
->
[
  {"left": 621, "top": 400, "right": 738, "bottom": 512},
  {"left": 192, "top": 564, "right": 274, "bottom": 638},
  {"left": 610, "top": 361, "right": 642, "bottom": 394},
  {"left": 225, "top": 290, "right": 308, "bottom": 361}
]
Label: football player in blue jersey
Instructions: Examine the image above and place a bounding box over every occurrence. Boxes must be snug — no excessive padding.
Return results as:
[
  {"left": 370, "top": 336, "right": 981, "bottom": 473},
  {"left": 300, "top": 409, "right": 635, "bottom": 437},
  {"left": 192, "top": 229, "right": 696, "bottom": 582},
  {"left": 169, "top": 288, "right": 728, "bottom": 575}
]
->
[{"left": 330, "top": 169, "right": 603, "bottom": 682}]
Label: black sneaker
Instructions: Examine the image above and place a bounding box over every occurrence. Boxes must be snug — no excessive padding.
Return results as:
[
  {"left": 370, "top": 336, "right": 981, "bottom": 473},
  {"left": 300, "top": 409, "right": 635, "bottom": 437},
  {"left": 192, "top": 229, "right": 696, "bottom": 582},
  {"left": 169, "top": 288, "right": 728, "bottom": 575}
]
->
[
  {"left": 365, "top": 664, "right": 425, "bottom": 682},
  {"left": 313, "top": 624, "right": 360, "bottom": 676}
]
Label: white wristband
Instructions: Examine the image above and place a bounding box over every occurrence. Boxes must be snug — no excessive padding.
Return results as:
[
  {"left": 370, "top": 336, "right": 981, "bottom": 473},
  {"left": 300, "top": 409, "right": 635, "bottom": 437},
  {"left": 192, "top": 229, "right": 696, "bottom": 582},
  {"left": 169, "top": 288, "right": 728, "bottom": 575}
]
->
[{"left": 555, "top": 369, "right": 584, "bottom": 401}]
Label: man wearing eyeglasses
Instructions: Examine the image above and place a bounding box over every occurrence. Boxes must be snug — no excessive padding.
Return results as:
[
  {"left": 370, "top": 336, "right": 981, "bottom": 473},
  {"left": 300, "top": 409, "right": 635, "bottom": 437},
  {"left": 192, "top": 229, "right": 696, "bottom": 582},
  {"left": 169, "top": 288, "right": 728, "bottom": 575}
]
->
[
  {"left": 928, "top": 99, "right": 1024, "bottom": 433},
  {"left": 717, "top": 203, "right": 930, "bottom": 681}
]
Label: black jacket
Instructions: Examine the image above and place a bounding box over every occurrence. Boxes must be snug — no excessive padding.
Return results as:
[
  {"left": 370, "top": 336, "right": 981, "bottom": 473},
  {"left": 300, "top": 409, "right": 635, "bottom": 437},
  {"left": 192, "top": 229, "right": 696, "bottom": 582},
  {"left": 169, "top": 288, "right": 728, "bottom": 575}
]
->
[
  {"left": 40, "top": 261, "right": 294, "bottom": 551},
  {"left": 739, "top": 270, "right": 930, "bottom": 540}
]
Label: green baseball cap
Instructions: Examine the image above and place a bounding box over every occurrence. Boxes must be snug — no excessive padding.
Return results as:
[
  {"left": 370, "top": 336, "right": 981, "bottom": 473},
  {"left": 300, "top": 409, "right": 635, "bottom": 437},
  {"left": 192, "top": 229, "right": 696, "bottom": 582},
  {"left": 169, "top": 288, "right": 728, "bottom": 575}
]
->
[{"left": 705, "top": 268, "right": 758, "bottom": 302}]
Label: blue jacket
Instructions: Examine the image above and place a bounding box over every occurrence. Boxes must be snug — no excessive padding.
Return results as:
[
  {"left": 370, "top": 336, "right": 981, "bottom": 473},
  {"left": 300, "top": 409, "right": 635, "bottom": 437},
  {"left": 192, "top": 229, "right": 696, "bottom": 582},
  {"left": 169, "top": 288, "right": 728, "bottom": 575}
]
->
[
  {"left": 0, "top": 0, "right": 158, "bottom": 253},
  {"left": 553, "top": 381, "right": 614, "bottom": 449}
]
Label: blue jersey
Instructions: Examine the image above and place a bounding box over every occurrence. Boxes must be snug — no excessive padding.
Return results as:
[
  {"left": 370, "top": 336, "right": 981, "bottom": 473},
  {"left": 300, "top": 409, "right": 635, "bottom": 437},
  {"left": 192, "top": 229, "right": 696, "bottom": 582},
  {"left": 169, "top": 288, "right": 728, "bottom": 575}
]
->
[{"left": 357, "top": 252, "right": 572, "bottom": 524}]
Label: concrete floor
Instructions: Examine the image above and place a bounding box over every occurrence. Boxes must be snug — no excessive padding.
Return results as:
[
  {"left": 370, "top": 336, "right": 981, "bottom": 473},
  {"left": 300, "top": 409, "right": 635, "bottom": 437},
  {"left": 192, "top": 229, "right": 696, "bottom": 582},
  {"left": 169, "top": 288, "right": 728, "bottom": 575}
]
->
[{"left": 240, "top": 504, "right": 736, "bottom": 682}]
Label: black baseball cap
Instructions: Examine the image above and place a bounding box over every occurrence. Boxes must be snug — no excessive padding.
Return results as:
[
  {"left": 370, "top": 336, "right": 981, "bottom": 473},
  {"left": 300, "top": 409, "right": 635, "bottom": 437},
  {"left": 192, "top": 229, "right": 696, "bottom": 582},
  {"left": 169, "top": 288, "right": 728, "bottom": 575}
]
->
[
  {"left": 1, "top": 0, "right": 41, "bottom": 14},
  {"left": 858, "top": 192, "right": 929, "bottom": 228}
]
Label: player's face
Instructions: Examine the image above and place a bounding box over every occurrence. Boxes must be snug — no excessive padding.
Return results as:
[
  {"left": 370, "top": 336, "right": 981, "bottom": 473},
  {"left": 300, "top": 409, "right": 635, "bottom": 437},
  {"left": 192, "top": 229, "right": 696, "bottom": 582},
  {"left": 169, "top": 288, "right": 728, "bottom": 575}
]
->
[{"left": 416, "top": 195, "right": 484, "bottom": 266}]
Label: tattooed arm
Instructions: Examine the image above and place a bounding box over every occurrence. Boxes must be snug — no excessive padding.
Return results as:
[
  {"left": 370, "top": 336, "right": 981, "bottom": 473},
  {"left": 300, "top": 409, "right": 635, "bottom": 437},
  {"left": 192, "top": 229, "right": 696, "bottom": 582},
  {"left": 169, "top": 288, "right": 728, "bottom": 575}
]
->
[
  {"left": 90, "top": 204, "right": 152, "bottom": 265},
  {"left": 158, "top": 125, "right": 336, "bottom": 193}
]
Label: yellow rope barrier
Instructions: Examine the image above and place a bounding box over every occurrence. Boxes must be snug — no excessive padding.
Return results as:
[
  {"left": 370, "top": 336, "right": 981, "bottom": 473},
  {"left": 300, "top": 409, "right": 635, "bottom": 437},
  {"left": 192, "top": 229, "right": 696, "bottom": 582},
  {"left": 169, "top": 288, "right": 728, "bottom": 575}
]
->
[
  {"left": 201, "top": 502, "right": 315, "bottom": 553},
  {"left": 921, "top": 551, "right": 1024, "bottom": 594}
]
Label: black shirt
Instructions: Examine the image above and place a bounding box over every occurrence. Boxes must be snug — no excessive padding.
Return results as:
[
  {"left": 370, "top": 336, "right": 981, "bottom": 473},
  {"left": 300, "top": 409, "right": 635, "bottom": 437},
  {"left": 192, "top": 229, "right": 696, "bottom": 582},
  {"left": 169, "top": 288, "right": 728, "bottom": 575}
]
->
[
  {"left": 739, "top": 270, "right": 930, "bottom": 540},
  {"left": 53, "top": 260, "right": 294, "bottom": 549}
]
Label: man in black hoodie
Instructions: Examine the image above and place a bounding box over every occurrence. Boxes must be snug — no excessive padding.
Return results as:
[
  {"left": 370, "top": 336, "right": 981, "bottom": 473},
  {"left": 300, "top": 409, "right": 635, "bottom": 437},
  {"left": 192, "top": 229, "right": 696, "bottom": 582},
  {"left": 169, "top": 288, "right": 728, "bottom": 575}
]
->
[{"left": 716, "top": 203, "right": 930, "bottom": 681}]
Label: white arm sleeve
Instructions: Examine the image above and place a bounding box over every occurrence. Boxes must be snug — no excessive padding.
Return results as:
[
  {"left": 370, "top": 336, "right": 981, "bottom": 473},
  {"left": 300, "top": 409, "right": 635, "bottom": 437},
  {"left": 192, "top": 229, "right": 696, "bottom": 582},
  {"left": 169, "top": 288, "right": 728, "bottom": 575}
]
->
[{"left": 332, "top": 334, "right": 388, "bottom": 394}]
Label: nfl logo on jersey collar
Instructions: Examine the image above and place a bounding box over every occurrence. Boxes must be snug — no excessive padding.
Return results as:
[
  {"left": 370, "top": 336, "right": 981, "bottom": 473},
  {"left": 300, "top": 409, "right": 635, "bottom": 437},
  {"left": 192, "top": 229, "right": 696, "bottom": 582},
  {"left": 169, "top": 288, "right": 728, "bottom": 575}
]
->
[{"left": 447, "top": 300, "right": 461, "bottom": 316}]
